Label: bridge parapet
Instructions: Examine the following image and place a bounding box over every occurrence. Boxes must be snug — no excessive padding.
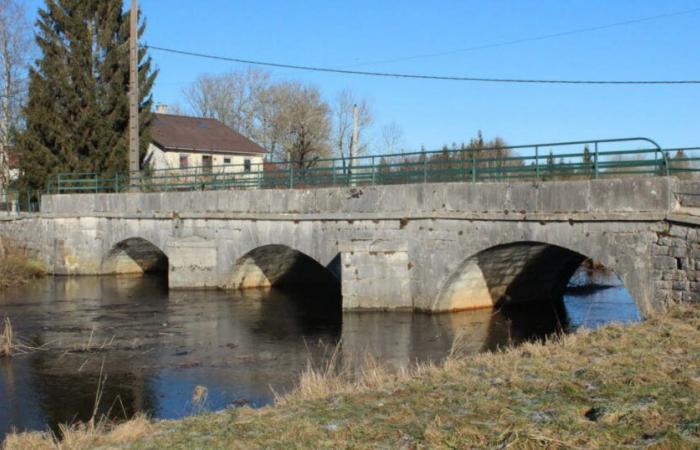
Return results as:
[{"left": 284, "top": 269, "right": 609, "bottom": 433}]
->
[{"left": 39, "top": 177, "right": 676, "bottom": 219}]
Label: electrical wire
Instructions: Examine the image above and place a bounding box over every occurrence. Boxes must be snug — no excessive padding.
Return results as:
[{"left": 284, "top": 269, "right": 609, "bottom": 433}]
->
[{"left": 145, "top": 45, "right": 700, "bottom": 85}]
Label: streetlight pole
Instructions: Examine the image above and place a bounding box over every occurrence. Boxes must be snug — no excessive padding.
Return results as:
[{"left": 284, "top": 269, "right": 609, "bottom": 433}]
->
[{"left": 350, "top": 104, "right": 358, "bottom": 186}]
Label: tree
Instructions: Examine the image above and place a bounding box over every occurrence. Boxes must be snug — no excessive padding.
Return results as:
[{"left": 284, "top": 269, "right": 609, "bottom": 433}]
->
[
  {"left": 18, "top": 0, "right": 157, "bottom": 190},
  {"left": 183, "top": 68, "right": 269, "bottom": 139},
  {"left": 582, "top": 145, "right": 592, "bottom": 164},
  {"left": 581, "top": 145, "right": 592, "bottom": 176},
  {"left": 671, "top": 149, "right": 696, "bottom": 179},
  {"left": 266, "top": 81, "right": 331, "bottom": 169},
  {"left": 380, "top": 122, "right": 403, "bottom": 155},
  {"left": 331, "top": 89, "right": 372, "bottom": 171},
  {"left": 545, "top": 151, "right": 555, "bottom": 180},
  {"left": 0, "top": 0, "right": 32, "bottom": 190},
  {"left": 460, "top": 131, "right": 519, "bottom": 180}
]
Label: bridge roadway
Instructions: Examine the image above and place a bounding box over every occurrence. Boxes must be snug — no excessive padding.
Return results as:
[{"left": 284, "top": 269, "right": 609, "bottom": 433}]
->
[{"left": 2, "top": 177, "right": 700, "bottom": 316}]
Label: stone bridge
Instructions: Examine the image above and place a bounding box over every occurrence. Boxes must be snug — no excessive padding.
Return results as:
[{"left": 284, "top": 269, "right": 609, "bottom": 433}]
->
[{"left": 2, "top": 177, "right": 700, "bottom": 316}]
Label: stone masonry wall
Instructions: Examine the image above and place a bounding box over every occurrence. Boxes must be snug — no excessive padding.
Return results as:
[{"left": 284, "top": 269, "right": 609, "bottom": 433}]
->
[
  {"left": 0, "top": 177, "right": 695, "bottom": 315},
  {"left": 652, "top": 221, "right": 700, "bottom": 305}
]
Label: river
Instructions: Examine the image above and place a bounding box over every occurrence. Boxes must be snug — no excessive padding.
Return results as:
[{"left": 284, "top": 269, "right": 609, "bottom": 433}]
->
[{"left": 0, "top": 269, "right": 640, "bottom": 438}]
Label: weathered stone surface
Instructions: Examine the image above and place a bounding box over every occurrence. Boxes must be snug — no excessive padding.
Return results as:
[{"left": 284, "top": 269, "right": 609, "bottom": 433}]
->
[
  {"left": 1, "top": 177, "right": 698, "bottom": 316},
  {"left": 167, "top": 236, "right": 218, "bottom": 289}
]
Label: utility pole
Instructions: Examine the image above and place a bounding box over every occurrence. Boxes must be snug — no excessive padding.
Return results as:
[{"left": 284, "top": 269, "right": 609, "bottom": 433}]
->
[
  {"left": 350, "top": 104, "right": 359, "bottom": 185},
  {"left": 128, "top": 0, "right": 140, "bottom": 191}
]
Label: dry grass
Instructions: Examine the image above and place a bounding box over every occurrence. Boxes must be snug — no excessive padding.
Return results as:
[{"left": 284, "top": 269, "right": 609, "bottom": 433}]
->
[
  {"left": 0, "top": 316, "right": 12, "bottom": 357},
  {"left": 0, "top": 316, "right": 57, "bottom": 357},
  {"left": 0, "top": 251, "right": 46, "bottom": 288},
  {"left": 2, "top": 415, "right": 152, "bottom": 450},
  {"left": 4, "top": 304, "right": 700, "bottom": 449}
]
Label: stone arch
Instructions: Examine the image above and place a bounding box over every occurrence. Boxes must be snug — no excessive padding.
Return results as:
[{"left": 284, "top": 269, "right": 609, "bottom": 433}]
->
[
  {"left": 433, "top": 241, "right": 628, "bottom": 312},
  {"left": 102, "top": 237, "right": 168, "bottom": 275},
  {"left": 228, "top": 244, "right": 340, "bottom": 290}
]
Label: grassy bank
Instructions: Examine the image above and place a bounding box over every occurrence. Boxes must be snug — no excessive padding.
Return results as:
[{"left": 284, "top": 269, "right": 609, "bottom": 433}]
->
[
  {"left": 4, "top": 304, "right": 700, "bottom": 449},
  {"left": 0, "top": 253, "right": 46, "bottom": 288}
]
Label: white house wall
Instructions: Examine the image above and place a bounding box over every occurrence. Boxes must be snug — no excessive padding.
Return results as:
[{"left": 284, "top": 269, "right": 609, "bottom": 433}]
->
[{"left": 146, "top": 143, "right": 264, "bottom": 174}]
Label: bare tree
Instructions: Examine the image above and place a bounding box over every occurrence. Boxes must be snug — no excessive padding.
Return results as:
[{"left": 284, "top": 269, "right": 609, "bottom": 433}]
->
[
  {"left": 183, "top": 69, "right": 333, "bottom": 167},
  {"left": 332, "top": 89, "right": 372, "bottom": 170},
  {"left": 266, "top": 81, "right": 331, "bottom": 168},
  {"left": 183, "top": 67, "right": 269, "bottom": 138},
  {"left": 0, "top": 0, "right": 31, "bottom": 190},
  {"left": 380, "top": 122, "right": 404, "bottom": 155}
]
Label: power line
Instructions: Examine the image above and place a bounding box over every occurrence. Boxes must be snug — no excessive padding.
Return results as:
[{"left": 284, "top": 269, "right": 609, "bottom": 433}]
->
[
  {"left": 341, "top": 7, "right": 700, "bottom": 68},
  {"left": 145, "top": 45, "right": 700, "bottom": 85}
]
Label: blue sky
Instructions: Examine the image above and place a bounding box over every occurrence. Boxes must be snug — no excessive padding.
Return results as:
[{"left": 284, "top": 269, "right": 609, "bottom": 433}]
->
[{"left": 25, "top": 0, "right": 700, "bottom": 152}]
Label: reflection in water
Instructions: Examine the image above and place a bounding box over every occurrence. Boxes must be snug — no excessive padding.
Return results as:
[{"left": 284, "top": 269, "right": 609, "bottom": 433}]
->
[{"left": 0, "top": 272, "right": 639, "bottom": 438}]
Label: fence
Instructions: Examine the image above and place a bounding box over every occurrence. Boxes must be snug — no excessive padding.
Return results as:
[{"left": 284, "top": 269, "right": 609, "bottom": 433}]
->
[
  {"left": 42, "top": 137, "right": 700, "bottom": 195},
  {"left": 0, "top": 190, "right": 42, "bottom": 214}
]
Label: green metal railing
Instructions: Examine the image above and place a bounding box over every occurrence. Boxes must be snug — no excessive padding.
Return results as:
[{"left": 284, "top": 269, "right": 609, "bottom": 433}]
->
[
  {"left": 44, "top": 137, "right": 700, "bottom": 195},
  {"left": 0, "top": 190, "right": 42, "bottom": 214}
]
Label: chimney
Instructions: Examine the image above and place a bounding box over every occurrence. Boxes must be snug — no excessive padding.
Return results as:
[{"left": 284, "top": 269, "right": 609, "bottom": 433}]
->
[{"left": 156, "top": 104, "right": 168, "bottom": 114}]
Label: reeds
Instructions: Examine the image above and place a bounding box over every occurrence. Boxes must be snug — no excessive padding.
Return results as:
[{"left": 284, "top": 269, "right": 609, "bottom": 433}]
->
[
  {"left": 1, "top": 316, "right": 13, "bottom": 357},
  {"left": 0, "top": 252, "right": 46, "bottom": 288}
]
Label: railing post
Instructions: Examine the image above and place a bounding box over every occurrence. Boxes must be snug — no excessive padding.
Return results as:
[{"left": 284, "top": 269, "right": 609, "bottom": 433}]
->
[
  {"left": 423, "top": 157, "right": 428, "bottom": 183},
  {"left": 471, "top": 151, "right": 477, "bottom": 182},
  {"left": 289, "top": 163, "right": 294, "bottom": 189},
  {"left": 594, "top": 143, "right": 599, "bottom": 179},
  {"left": 535, "top": 146, "right": 540, "bottom": 180},
  {"left": 115, "top": 173, "right": 119, "bottom": 193},
  {"left": 662, "top": 151, "right": 670, "bottom": 177},
  {"left": 371, "top": 156, "right": 376, "bottom": 185}
]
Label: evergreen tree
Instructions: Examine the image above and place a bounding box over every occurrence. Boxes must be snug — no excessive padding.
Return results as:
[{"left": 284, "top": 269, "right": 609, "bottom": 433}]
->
[
  {"left": 545, "top": 151, "right": 555, "bottom": 180},
  {"left": 582, "top": 145, "right": 592, "bottom": 164},
  {"left": 18, "top": 0, "right": 157, "bottom": 190},
  {"left": 580, "top": 145, "right": 593, "bottom": 177}
]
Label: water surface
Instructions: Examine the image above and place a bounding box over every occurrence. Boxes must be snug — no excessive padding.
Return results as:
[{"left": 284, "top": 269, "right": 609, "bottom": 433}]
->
[{"left": 0, "top": 272, "right": 639, "bottom": 438}]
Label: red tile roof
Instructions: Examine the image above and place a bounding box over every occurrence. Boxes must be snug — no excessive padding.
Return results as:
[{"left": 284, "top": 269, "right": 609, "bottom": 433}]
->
[{"left": 151, "top": 113, "right": 267, "bottom": 155}]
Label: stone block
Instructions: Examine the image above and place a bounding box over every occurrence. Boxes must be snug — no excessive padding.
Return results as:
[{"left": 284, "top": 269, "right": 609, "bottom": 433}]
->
[
  {"left": 651, "top": 245, "right": 670, "bottom": 256},
  {"left": 167, "top": 236, "right": 218, "bottom": 289},
  {"left": 341, "top": 246, "right": 411, "bottom": 310},
  {"left": 662, "top": 271, "right": 686, "bottom": 281},
  {"left": 536, "top": 180, "right": 589, "bottom": 212},
  {"left": 590, "top": 177, "right": 672, "bottom": 213},
  {"left": 672, "top": 280, "right": 689, "bottom": 291},
  {"left": 654, "top": 256, "right": 677, "bottom": 270}
]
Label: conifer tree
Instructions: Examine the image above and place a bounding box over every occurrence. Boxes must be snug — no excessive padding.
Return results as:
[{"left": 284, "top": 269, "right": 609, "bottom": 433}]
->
[{"left": 18, "top": 0, "right": 157, "bottom": 190}]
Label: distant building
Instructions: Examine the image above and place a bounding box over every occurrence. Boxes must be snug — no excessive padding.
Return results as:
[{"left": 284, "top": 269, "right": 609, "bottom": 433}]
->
[
  {"left": 0, "top": 147, "right": 19, "bottom": 188},
  {"left": 145, "top": 110, "right": 267, "bottom": 175}
]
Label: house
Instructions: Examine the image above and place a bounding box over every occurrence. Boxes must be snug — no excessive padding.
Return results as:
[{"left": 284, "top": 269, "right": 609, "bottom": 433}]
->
[
  {"left": 0, "top": 147, "right": 19, "bottom": 189},
  {"left": 146, "top": 111, "right": 267, "bottom": 175}
]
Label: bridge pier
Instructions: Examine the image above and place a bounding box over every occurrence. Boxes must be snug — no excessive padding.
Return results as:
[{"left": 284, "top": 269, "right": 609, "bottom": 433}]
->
[
  {"left": 340, "top": 240, "right": 412, "bottom": 310},
  {"left": 2, "top": 177, "right": 699, "bottom": 316},
  {"left": 168, "top": 237, "right": 218, "bottom": 289}
]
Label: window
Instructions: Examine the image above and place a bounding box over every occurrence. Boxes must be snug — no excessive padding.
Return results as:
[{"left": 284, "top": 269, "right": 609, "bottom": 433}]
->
[
  {"left": 179, "top": 154, "right": 189, "bottom": 169},
  {"left": 224, "top": 158, "right": 231, "bottom": 164},
  {"left": 244, "top": 159, "right": 251, "bottom": 173}
]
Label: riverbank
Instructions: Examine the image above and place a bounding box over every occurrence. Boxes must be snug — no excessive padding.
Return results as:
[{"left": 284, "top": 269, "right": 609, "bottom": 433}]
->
[
  {"left": 0, "top": 253, "right": 46, "bottom": 288},
  {"left": 4, "top": 303, "right": 699, "bottom": 449}
]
